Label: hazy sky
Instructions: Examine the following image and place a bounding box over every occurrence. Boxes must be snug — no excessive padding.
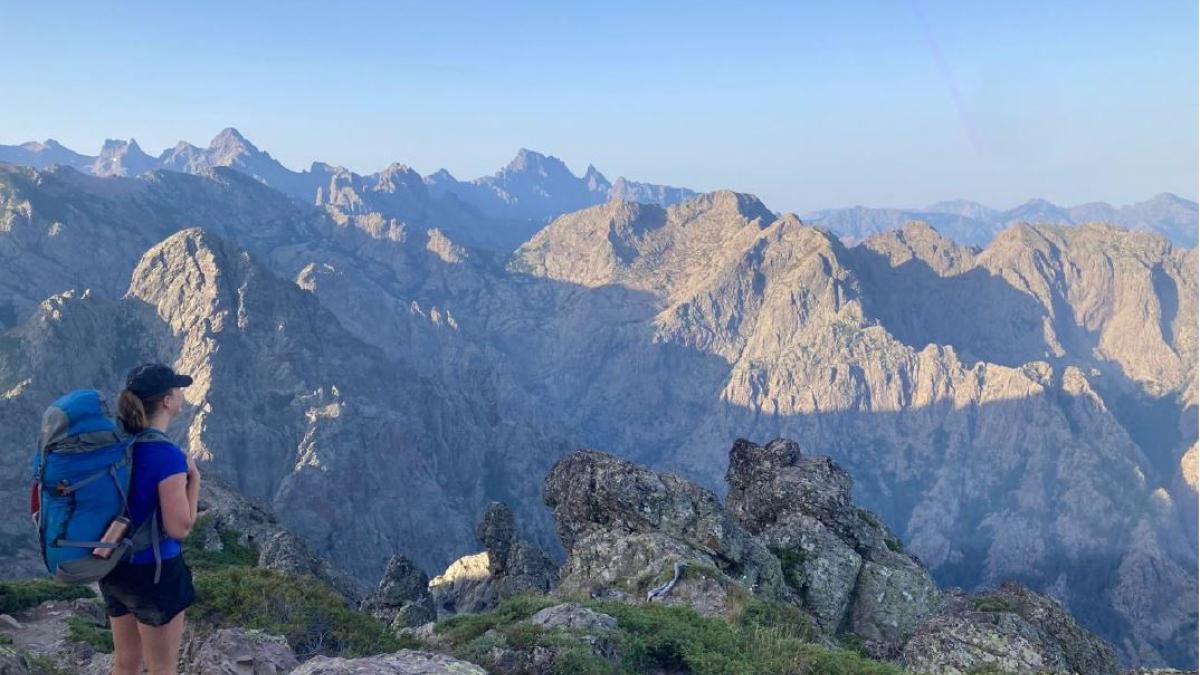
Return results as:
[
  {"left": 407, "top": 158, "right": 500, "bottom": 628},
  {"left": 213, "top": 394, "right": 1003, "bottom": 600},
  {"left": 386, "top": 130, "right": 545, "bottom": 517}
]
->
[{"left": 1, "top": 1, "right": 1196, "bottom": 212}]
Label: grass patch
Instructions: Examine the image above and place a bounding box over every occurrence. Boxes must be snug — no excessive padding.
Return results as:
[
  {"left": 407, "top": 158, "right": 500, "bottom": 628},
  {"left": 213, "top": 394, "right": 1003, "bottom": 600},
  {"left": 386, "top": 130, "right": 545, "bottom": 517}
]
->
[
  {"left": 181, "top": 515, "right": 259, "bottom": 572},
  {"left": 0, "top": 578, "right": 95, "bottom": 614},
  {"left": 191, "top": 565, "right": 410, "bottom": 659},
  {"left": 66, "top": 616, "right": 114, "bottom": 653}
]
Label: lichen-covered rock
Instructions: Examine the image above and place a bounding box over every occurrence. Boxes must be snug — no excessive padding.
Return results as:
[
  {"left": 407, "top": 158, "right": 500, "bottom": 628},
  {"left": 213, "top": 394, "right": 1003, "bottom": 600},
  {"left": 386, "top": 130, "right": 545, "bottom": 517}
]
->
[
  {"left": 291, "top": 649, "right": 487, "bottom": 674},
  {"left": 181, "top": 627, "right": 300, "bottom": 674},
  {"left": 849, "top": 560, "right": 942, "bottom": 657},
  {"left": 902, "top": 583, "right": 1121, "bottom": 674},
  {"left": 726, "top": 437, "right": 941, "bottom": 653},
  {"left": 529, "top": 603, "right": 618, "bottom": 632},
  {"left": 543, "top": 449, "right": 787, "bottom": 606},
  {"left": 361, "top": 555, "right": 436, "bottom": 629}
]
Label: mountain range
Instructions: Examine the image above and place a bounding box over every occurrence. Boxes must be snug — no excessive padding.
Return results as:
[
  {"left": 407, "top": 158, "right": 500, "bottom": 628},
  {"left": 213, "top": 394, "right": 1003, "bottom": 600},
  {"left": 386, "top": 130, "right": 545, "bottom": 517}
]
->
[
  {"left": 2, "top": 129, "right": 1194, "bottom": 249},
  {"left": 0, "top": 131, "right": 1195, "bottom": 668}
]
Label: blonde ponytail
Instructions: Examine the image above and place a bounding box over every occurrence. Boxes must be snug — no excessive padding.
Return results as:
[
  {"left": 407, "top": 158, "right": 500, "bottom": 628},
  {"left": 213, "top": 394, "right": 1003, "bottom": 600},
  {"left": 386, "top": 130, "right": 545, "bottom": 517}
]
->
[{"left": 117, "top": 388, "right": 152, "bottom": 433}]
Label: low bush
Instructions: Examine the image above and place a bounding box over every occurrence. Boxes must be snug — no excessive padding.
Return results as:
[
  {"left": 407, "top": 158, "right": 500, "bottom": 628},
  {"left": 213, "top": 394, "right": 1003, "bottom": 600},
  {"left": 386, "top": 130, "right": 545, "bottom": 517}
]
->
[
  {"left": 191, "top": 565, "right": 410, "bottom": 659},
  {"left": 592, "top": 598, "right": 905, "bottom": 675},
  {"left": 970, "top": 595, "right": 1016, "bottom": 613},
  {"left": 0, "top": 578, "right": 94, "bottom": 614},
  {"left": 181, "top": 516, "right": 259, "bottom": 572}
]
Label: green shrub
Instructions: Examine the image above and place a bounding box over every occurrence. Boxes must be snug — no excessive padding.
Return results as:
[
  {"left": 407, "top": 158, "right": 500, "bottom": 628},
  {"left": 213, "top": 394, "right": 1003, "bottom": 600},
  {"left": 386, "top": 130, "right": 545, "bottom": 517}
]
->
[
  {"left": 589, "top": 599, "right": 904, "bottom": 675},
  {"left": 970, "top": 595, "right": 1016, "bottom": 613},
  {"left": 191, "top": 565, "right": 407, "bottom": 659},
  {"left": 66, "top": 616, "right": 113, "bottom": 653},
  {"left": 769, "top": 547, "right": 812, "bottom": 591},
  {"left": 181, "top": 516, "right": 259, "bottom": 571},
  {"left": 0, "top": 578, "right": 94, "bottom": 614}
]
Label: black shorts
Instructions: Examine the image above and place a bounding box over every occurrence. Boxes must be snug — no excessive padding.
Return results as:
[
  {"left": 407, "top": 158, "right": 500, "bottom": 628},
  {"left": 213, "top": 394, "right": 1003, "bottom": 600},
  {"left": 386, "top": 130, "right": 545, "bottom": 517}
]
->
[{"left": 99, "top": 556, "right": 195, "bottom": 627}]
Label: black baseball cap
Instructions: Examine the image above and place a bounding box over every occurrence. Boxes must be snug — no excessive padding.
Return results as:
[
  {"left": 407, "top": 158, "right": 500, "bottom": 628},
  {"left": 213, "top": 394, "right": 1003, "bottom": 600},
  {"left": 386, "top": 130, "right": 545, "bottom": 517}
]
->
[{"left": 126, "top": 363, "right": 194, "bottom": 398}]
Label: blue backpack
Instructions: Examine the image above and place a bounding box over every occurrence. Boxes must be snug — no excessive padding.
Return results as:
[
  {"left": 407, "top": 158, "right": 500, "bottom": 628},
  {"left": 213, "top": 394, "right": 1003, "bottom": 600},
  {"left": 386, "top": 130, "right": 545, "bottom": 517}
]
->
[{"left": 31, "top": 390, "right": 171, "bottom": 584}]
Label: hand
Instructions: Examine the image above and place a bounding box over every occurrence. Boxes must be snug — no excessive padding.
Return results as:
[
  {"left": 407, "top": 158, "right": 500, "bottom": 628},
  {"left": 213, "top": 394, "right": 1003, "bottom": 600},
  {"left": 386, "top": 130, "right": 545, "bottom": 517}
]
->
[{"left": 186, "top": 454, "right": 201, "bottom": 483}]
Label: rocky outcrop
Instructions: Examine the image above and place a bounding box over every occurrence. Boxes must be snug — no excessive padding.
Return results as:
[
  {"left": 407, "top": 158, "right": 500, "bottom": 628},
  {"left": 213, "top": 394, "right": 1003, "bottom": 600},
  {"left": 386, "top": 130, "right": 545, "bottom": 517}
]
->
[
  {"left": 541, "top": 440, "right": 1122, "bottom": 673},
  {"left": 360, "top": 555, "right": 437, "bottom": 630},
  {"left": 429, "top": 503, "right": 558, "bottom": 616},
  {"left": 291, "top": 650, "right": 487, "bottom": 674},
  {"left": 181, "top": 627, "right": 300, "bottom": 674},
  {"left": 726, "top": 438, "right": 941, "bottom": 656},
  {"left": 543, "top": 449, "right": 787, "bottom": 613},
  {"left": 902, "top": 583, "right": 1121, "bottom": 675}
]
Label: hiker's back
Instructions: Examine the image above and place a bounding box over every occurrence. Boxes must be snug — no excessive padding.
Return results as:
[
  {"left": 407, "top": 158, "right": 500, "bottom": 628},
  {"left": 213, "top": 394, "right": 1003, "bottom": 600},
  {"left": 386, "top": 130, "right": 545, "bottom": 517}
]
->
[{"left": 125, "top": 436, "right": 187, "bottom": 564}]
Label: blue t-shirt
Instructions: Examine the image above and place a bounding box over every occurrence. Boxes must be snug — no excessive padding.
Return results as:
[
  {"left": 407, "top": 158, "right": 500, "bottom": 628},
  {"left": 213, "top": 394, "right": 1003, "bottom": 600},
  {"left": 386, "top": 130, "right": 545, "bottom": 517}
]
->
[{"left": 127, "top": 440, "right": 188, "bottom": 564}]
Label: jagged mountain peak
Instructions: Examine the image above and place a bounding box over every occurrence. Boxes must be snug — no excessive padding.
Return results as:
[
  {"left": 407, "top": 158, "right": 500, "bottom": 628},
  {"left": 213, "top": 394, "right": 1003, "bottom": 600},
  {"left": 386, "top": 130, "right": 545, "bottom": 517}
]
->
[
  {"left": 502, "top": 147, "right": 574, "bottom": 177},
  {"left": 424, "top": 168, "right": 457, "bottom": 183},
  {"left": 583, "top": 163, "right": 610, "bottom": 192},
  {"left": 207, "top": 127, "right": 262, "bottom": 163},
  {"left": 210, "top": 126, "right": 252, "bottom": 147}
]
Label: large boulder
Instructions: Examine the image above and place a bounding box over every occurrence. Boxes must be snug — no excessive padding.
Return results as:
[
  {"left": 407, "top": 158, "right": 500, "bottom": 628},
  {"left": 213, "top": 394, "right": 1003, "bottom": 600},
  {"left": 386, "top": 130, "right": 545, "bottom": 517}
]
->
[
  {"left": 725, "top": 437, "right": 941, "bottom": 655},
  {"left": 181, "top": 627, "right": 300, "bottom": 674},
  {"left": 291, "top": 650, "right": 487, "bottom": 674},
  {"left": 543, "top": 449, "right": 787, "bottom": 614},
  {"left": 360, "top": 555, "right": 437, "bottom": 630},
  {"left": 902, "top": 583, "right": 1122, "bottom": 674},
  {"left": 429, "top": 502, "right": 558, "bottom": 616}
]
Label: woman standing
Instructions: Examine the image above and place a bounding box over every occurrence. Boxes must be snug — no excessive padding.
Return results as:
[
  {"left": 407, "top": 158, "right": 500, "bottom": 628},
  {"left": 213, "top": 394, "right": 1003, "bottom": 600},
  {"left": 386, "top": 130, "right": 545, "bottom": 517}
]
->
[{"left": 104, "top": 363, "right": 200, "bottom": 675}]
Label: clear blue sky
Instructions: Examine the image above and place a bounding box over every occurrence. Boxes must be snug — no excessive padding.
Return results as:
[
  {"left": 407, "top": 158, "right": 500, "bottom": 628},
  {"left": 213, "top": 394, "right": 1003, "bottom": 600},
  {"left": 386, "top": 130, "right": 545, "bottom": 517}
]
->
[{"left": 1, "top": 1, "right": 1196, "bottom": 211}]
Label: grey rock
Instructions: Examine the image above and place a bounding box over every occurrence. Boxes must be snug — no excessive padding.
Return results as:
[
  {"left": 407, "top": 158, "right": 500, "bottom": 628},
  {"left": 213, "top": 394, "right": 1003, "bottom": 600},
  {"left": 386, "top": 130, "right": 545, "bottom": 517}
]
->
[
  {"left": 903, "top": 583, "right": 1121, "bottom": 675},
  {"left": 529, "top": 603, "right": 617, "bottom": 632},
  {"left": 726, "top": 437, "right": 941, "bottom": 652},
  {"left": 181, "top": 628, "right": 299, "bottom": 675},
  {"left": 361, "top": 555, "right": 436, "bottom": 629},
  {"left": 544, "top": 449, "right": 787, "bottom": 606}
]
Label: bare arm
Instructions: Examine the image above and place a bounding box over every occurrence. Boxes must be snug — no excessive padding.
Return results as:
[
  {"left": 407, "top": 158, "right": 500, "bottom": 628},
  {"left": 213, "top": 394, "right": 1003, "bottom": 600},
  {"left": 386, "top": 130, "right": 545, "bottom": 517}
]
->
[{"left": 158, "top": 456, "right": 200, "bottom": 539}]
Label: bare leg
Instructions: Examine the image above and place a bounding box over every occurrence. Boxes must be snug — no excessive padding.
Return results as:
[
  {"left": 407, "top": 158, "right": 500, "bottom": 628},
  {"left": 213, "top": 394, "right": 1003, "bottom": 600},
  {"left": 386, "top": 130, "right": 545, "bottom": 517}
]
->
[
  {"left": 110, "top": 613, "right": 143, "bottom": 675},
  {"left": 136, "top": 611, "right": 185, "bottom": 675}
]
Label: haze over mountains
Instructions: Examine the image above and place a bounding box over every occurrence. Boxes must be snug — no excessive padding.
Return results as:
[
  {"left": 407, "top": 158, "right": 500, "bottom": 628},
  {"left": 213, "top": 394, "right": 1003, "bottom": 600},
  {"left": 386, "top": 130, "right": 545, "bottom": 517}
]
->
[
  {"left": 0, "top": 130, "right": 1196, "bottom": 668},
  {"left": 2, "top": 129, "right": 1195, "bottom": 250}
]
